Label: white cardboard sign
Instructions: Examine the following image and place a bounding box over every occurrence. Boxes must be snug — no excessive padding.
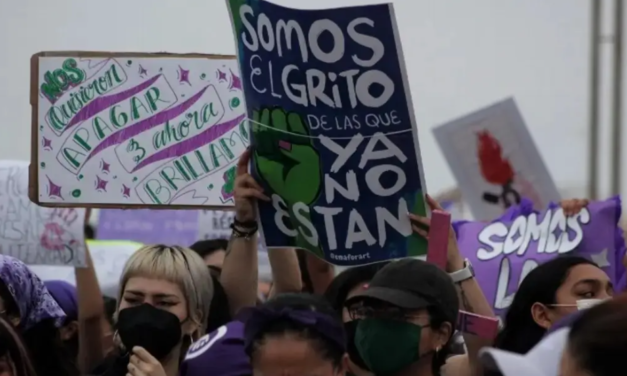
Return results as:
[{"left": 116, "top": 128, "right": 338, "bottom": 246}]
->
[
  {"left": 0, "top": 160, "right": 86, "bottom": 266},
  {"left": 32, "top": 53, "right": 247, "bottom": 208},
  {"left": 30, "top": 239, "right": 142, "bottom": 297},
  {"left": 433, "top": 98, "right": 560, "bottom": 221}
]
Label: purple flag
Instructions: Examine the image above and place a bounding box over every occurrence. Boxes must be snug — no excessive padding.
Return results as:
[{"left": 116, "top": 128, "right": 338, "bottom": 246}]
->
[
  {"left": 453, "top": 197, "right": 625, "bottom": 316},
  {"left": 97, "top": 209, "right": 199, "bottom": 246}
]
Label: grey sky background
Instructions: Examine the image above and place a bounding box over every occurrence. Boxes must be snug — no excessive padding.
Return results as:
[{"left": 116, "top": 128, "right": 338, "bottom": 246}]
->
[{"left": 1, "top": 0, "right": 624, "bottom": 203}]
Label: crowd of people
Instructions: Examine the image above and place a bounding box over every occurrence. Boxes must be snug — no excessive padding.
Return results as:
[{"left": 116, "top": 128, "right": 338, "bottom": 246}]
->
[{"left": 1, "top": 151, "right": 626, "bottom": 376}]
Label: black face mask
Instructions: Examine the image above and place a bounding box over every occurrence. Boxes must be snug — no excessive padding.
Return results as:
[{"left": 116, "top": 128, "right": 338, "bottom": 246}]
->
[
  {"left": 117, "top": 303, "right": 182, "bottom": 360},
  {"left": 344, "top": 320, "right": 371, "bottom": 372}
]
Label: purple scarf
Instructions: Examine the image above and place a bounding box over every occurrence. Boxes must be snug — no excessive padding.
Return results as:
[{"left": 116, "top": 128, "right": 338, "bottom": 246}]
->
[{"left": 0, "top": 255, "right": 66, "bottom": 330}]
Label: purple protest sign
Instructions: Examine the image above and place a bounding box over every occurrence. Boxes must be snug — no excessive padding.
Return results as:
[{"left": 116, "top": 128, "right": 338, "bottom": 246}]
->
[
  {"left": 98, "top": 209, "right": 199, "bottom": 247},
  {"left": 454, "top": 197, "right": 624, "bottom": 317}
]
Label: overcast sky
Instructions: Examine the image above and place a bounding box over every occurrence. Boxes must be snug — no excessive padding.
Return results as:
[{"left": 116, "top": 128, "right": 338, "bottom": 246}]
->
[{"left": 1, "top": 0, "right": 624, "bottom": 199}]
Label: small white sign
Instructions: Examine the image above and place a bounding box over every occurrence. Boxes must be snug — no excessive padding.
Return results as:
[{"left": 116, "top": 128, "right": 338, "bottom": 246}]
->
[
  {"left": 30, "top": 239, "right": 143, "bottom": 297},
  {"left": 433, "top": 98, "right": 560, "bottom": 221},
  {"left": 0, "top": 160, "right": 86, "bottom": 266}
]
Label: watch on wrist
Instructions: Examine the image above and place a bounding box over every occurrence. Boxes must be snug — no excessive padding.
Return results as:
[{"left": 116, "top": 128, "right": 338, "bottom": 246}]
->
[{"left": 449, "top": 258, "right": 475, "bottom": 283}]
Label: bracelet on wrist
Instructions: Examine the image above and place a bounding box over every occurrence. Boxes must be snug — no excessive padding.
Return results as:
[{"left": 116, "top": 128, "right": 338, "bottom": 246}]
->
[
  {"left": 231, "top": 222, "right": 258, "bottom": 240},
  {"left": 233, "top": 217, "right": 257, "bottom": 229}
]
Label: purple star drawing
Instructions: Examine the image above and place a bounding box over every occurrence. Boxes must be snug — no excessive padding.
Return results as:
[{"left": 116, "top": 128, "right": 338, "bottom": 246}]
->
[
  {"left": 46, "top": 176, "right": 63, "bottom": 199},
  {"left": 42, "top": 137, "right": 53, "bottom": 150},
  {"left": 217, "top": 69, "right": 228, "bottom": 82},
  {"left": 121, "top": 184, "right": 131, "bottom": 198},
  {"left": 178, "top": 65, "right": 191, "bottom": 85},
  {"left": 229, "top": 69, "right": 242, "bottom": 90},
  {"left": 101, "top": 160, "right": 110, "bottom": 173},
  {"left": 138, "top": 64, "right": 148, "bottom": 77},
  {"left": 95, "top": 176, "right": 108, "bottom": 191}
]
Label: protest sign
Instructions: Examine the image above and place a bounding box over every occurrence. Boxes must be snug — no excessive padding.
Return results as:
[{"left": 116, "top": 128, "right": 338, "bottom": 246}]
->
[
  {"left": 0, "top": 160, "right": 86, "bottom": 266},
  {"left": 98, "top": 209, "right": 198, "bottom": 246},
  {"left": 30, "top": 52, "right": 248, "bottom": 208},
  {"left": 433, "top": 98, "right": 560, "bottom": 221},
  {"left": 196, "top": 209, "right": 236, "bottom": 240},
  {"left": 454, "top": 197, "right": 623, "bottom": 317},
  {"left": 30, "top": 239, "right": 143, "bottom": 297},
  {"left": 226, "top": 0, "right": 428, "bottom": 266},
  {"left": 196, "top": 209, "right": 271, "bottom": 280}
]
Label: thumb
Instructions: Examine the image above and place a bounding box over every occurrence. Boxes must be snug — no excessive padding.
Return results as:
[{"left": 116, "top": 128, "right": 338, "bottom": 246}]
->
[
  {"left": 425, "top": 194, "right": 443, "bottom": 211},
  {"left": 237, "top": 148, "right": 252, "bottom": 176}
]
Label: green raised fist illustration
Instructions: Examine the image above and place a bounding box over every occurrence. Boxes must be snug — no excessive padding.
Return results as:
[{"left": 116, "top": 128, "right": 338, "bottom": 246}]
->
[{"left": 251, "top": 107, "right": 321, "bottom": 206}]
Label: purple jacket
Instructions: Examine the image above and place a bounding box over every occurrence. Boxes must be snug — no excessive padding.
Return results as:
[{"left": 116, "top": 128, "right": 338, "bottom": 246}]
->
[{"left": 180, "top": 321, "right": 251, "bottom": 376}]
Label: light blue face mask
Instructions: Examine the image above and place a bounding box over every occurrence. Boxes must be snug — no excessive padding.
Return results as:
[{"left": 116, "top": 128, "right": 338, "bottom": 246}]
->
[
  {"left": 575, "top": 298, "right": 608, "bottom": 310},
  {"left": 551, "top": 298, "right": 609, "bottom": 311}
]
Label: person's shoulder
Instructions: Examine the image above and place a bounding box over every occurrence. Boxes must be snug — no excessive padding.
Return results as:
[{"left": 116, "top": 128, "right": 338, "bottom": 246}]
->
[
  {"left": 185, "top": 321, "right": 244, "bottom": 360},
  {"left": 181, "top": 321, "right": 250, "bottom": 376}
]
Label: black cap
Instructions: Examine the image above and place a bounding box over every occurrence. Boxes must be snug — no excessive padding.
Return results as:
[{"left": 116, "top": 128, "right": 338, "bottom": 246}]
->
[{"left": 346, "top": 259, "right": 459, "bottom": 326}]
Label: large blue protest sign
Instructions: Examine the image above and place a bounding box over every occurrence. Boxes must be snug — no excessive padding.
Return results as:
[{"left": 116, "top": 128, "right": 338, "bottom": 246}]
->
[{"left": 226, "top": 0, "right": 428, "bottom": 265}]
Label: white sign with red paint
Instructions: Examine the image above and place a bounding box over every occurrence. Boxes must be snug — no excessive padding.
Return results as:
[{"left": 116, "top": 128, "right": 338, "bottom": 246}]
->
[
  {"left": 0, "top": 160, "right": 86, "bottom": 266},
  {"left": 432, "top": 98, "right": 560, "bottom": 221}
]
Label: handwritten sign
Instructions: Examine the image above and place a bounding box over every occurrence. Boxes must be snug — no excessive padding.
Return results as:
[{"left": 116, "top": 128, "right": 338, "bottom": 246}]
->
[
  {"left": 98, "top": 209, "right": 198, "bottom": 246},
  {"left": 432, "top": 98, "right": 560, "bottom": 221},
  {"left": 30, "top": 52, "right": 248, "bottom": 208},
  {"left": 30, "top": 239, "right": 142, "bottom": 297},
  {"left": 226, "top": 0, "right": 428, "bottom": 266},
  {"left": 455, "top": 198, "right": 622, "bottom": 316},
  {"left": 0, "top": 160, "right": 86, "bottom": 266}
]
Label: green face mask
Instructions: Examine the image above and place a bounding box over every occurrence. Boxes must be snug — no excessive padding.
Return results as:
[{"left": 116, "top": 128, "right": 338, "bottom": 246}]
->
[{"left": 355, "top": 318, "right": 423, "bottom": 376}]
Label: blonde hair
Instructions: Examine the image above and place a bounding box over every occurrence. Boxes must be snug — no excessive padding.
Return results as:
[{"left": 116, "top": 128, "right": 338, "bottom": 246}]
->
[{"left": 117, "top": 245, "right": 213, "bottom": 339}]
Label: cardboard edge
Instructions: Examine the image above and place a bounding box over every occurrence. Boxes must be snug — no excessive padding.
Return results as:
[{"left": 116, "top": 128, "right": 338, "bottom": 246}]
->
[
  {"left": 34, "top": 51, "right": 235, "bottom": 59},
  {"left": 426, "top": 210, "right": 451, "bottom": 269},
  {"left": 30, "top": 51, "right": 238, "bottom": 209},
  {"left": 29, "top": 53, "right": 41, "bottom": 204}
]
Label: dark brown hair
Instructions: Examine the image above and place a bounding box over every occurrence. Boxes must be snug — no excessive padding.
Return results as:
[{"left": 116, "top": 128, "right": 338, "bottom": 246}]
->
[
  {"left": 567, "top": 294, "right": 627, "bottom": 376},
  {"left": 0, "top": 315, "right": 38, "bottom": 376},
  {"left": 0, "top": 281, "right": 78, "bottom": 376}
]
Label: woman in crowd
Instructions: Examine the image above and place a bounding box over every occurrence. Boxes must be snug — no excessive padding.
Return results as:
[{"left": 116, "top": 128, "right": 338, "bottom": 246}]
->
[
  {"left": 0, "top": 315, "right": 38, "bottom": 376},
  {"left": 244, "top": 293, "right": 348, "bottom": 376},
  {"left": 493, "top": 255, "right": 612, "bottom": 355},
  {"left": 344, "top": 259, "right": 461, "bottom": 376},
  {"left": 92, "top": 244, "right": 213, "bottom": 376},
  {"left": 324, "top": 263, "right": 389, "bottom": 376},
  {"left": 480, "top": 294, "right": 627, "bottom": 376},
  {"left": 560, "top": 294, "right": 626, "bottom": 376},
  {"left": 45, "top": 280, "right": 80, "bottom": 360},
  {"left": 0, "top": 255, "right": 79, "bottom": 376}
]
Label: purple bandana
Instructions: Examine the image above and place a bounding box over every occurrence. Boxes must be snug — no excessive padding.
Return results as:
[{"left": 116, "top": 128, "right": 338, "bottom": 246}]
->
[
  {"left": 242, "top": 306, "right": 346, "bottom": 355},
  {"left": 0, "top": 255, "right": 66, "bottom": 329},
  {"left": 44, "top": 280, "right": 78, "bottom": 322},
  {"left": 453, "top": 197, "right": 625, "bottom": 317}
]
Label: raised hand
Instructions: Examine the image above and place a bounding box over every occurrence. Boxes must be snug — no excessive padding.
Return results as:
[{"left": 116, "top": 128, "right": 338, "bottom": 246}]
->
[{"left": 234, "top": 148, "right": 269, "bottom": 222}]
